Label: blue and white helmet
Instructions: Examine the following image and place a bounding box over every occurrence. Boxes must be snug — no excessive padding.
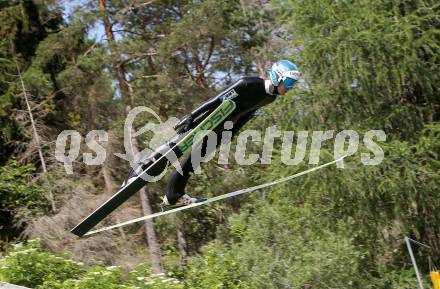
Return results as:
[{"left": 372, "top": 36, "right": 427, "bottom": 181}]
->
[{"left": 268, "top": 60, "right": 300, "bottom": 89}]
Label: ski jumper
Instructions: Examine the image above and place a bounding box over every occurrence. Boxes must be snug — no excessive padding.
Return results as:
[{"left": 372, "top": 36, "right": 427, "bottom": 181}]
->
[
  {"left": 71, "top": 61, "right": 299, "bottom": 237},
  {"left": 125, "top": 77, "right": 277, "bottom": 204}
]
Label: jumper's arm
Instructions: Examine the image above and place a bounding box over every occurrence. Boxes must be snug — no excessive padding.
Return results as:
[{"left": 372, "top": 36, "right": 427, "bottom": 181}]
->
[{"left": 175, "top": 79, "right": 245, "bottom": 132}]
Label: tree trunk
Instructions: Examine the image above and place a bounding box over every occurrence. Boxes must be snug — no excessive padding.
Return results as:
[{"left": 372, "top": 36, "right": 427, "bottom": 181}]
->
[
  {"left": 102, "top": 165, "right": 118, "bottom": 194},
  {"left": 131, "top": 134, "right": 163, "bottom": 273},
  {"left": 101, "top": 164, "right": 127, "bottom": 240},
  {"left": 176, "top": 226, "right": 188, "bottom": 264},
  {"left": 98, "top": 0, "right": 163, "bottom": 273},
  {"left": 15, "top": 59, "right": 56, "bottom": 213},
  {"left": 140, "top": 186, "right": 163, "bottom": 272}
]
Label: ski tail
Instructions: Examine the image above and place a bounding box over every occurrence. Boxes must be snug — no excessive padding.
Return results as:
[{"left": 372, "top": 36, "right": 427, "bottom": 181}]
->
[{"left": 71, "top": 178, "right": 146, "bottom": 237}]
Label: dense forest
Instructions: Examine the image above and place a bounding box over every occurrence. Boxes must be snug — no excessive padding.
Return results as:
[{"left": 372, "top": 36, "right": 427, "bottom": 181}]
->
[{"left": 0, "top": 0, "right": 439, "bottom": 288}]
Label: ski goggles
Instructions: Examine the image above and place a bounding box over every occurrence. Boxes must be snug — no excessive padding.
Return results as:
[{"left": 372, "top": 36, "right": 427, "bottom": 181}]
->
[{"left": 280, "top": 70, "right": 300, "bottom": 89}]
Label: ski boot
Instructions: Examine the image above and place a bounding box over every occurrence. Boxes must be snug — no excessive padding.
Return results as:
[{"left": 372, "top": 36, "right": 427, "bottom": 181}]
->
[{"left": 161, "top": 194, "right": 207, "bottom": 211}]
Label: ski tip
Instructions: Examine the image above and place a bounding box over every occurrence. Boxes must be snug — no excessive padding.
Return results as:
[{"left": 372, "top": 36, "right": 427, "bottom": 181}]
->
[{"left": 70, "top": 225, "right": 87, "bottom": 238}]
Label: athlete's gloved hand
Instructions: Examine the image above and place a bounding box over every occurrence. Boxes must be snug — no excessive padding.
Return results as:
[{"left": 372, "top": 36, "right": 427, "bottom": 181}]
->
[{"left": 174, "top": 113, "right": 193, "bottom": 133}]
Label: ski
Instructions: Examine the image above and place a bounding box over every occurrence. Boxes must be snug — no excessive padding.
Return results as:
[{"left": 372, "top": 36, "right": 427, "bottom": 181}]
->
[
  {"left": 71, "top": 99, "right": 236, "bottom": 237},
  {"left": 82, "top": 156, "right": 346, "bottom": 237}
]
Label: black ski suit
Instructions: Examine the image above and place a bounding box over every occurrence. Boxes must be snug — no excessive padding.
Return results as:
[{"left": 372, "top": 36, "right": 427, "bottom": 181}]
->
[{"left": 129, "top": 77, "right": 277, "bottom": 204}]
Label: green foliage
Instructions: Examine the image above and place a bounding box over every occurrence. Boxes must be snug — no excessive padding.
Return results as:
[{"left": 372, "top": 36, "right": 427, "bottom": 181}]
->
[
  {"left": 0, "top": 159, "right": 47, "bottom": 224},
  {"left": 46, "top": 266, "right": 126, "bottom": 289},
  {"left": 281, "top": 0, "right": 440, "bottom": 137},
  {"left": 185, "top": 242, "right": 249, "bottom": 289},
  {"left": 240, "top": 206, "right": 367, "bottom": 288},
  {"left": 186, "top": 206, "right": 368, "bottom": 289},
  {"left": 0, "top": 0, "right": 438, "bottom": 287},
  {"left": 0, "top": 240, "right": 183, "bottom": 289},
  {"left": 126, "top": 264, "right": 184, "bottom": 289},
  {"left": 247, "top": 110, "right": 439, "bottom": 285},
  {"left": 0, "top": 1, "right": 56, "bottom": 165},
  {"left": 120, "top": 0, "right": 270, "bottom": 121},
  {"left": 41, "top": 262, "right": 184, "bottom": 289},
  {"left": 0, "top": 240, "right": 85, "bottom": 288}
]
